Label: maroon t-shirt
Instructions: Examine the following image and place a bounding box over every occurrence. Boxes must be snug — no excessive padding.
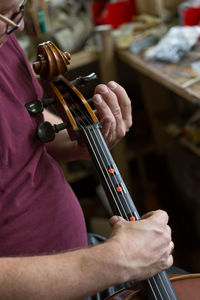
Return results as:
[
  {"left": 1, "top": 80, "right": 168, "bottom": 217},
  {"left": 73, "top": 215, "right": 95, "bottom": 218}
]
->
[{"left": 0, "top": 35, "right": 87, "bottom": 256}]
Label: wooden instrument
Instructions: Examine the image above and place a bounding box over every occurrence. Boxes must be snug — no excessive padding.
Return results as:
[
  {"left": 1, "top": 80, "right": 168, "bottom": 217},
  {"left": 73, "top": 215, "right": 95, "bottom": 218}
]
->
[{"left": 26, "top": 41, "right": 200, "bottom": 300}]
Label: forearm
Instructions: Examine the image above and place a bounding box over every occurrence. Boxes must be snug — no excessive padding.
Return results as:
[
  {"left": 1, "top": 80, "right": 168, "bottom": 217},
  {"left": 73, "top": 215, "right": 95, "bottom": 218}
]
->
[
  {"left": 43, "top": 110, "right": 89, "bottom": 162},
  {"left": 0, "top": 242, "right": 125, "bottom": 300},
  {"left": 0, "top": 214, "right": 173, "bottom": 299}
]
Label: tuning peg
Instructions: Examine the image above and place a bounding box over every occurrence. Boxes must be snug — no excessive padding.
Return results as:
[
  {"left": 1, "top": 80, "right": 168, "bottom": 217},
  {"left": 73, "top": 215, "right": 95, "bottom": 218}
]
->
[
  {"left": 37, "top": 121, "right": 55, "bottom": 143},
  {"left": 70, "top": 72, "right": 98, "bottom": 87},
  {"left": 25, "top": 98, "right": 55, "bottom": 115},
  {"left": 37, "top": 121, "right": 68, "bottom": 143}
]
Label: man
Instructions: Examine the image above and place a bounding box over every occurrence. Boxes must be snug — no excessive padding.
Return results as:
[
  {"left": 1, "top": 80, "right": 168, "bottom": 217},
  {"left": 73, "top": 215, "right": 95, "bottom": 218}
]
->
[{"left": 0, "top": 0, "right": 174, "bottom": 299}]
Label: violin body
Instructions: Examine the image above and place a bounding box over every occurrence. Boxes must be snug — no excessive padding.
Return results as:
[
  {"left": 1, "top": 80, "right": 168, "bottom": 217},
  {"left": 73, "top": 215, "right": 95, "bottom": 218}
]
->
[
  {"left": 106, "top": 274, "right": 200, "bottom": 299},
  {"left": 30, "top": 41, "right": 200, "bottom": 300}
]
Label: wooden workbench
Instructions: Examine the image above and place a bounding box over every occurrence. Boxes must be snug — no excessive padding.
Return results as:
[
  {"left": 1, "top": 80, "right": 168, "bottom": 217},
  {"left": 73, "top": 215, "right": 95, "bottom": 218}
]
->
[
  {"left": 117, "top": 49, "right": 200, "bottom": 105},
  {"left": 116, "top": 47, "right": 200, "bottom": 157}
]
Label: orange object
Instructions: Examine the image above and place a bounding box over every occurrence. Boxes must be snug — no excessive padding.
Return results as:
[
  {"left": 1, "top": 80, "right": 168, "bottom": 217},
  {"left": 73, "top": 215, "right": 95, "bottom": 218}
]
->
[{"left": 116, "top": 186, "right": 122, "bottom": 192}]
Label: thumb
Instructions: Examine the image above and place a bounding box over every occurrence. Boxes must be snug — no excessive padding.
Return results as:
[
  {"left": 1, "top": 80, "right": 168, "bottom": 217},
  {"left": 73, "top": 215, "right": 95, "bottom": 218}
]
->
[{"left": 109, "top": 215, "right": 124, "bottom": 228}]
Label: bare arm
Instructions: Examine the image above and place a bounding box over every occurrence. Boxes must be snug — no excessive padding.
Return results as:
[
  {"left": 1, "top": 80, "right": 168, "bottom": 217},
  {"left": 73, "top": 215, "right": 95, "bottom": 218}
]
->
[
  {"left": 43, "top": 109, "right": 88, "bottom": 162},
  {"left": 0, "top": 210, "right": 173, "bottom": 299}
]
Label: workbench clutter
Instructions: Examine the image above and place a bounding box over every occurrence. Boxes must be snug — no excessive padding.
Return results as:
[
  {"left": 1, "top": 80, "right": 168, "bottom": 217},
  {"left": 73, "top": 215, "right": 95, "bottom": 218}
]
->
[
  {"left": 106, "top": 0, "right": 183, "bottom": 53},
  {"left": 108, "top": 0, "right": 200, "bottom": 63},
  {"left": 182, "top": 109, "right": 200, "bottom": 146},
  {"left": 145, "top": 25, "right": 200, "bottom": 63},
  {"left": 91, "top": 0, "right": 137, "bottom": 29},
  {"left": 179, "top": 0, "right": 200, "bottom": 25},
  {"left": 135, "top": 0, "right": 184, "bottom": 16},
  {"left": 24, "top": 0, "right": 93, "bottom": 53},
  {"left": 145, "top": 1, "right": 200, "bottom": 63}
]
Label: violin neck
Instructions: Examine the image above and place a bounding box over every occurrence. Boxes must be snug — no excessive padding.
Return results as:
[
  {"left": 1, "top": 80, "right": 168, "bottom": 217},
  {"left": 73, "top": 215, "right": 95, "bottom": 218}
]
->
[
  {"left": 81, "top": 125, "right": 178, "bottom": 300},
  {"left": 81, "top": 124, "right": 140, "bottom": 221}
]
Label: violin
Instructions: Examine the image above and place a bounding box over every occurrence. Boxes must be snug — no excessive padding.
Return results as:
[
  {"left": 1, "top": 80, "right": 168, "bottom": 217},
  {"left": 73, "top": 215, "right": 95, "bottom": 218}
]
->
[{"left": 27, "top": 41, "right": 200, "bottom": 300}]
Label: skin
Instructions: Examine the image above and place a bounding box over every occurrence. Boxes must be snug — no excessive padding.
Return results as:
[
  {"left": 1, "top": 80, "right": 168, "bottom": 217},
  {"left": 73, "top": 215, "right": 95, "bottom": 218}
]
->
[
  {"left": 45, "top": 81, "right": 133, "bottom": 162},
  {"left": 0, "top": 1, "right": 174, "bottom": 299}
]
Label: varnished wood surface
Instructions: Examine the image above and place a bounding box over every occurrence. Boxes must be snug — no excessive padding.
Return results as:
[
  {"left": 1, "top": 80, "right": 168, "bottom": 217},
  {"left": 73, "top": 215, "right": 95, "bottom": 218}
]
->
[
  {"left": 117, "top": 49, "right": 200, "bottom": 105},
  {"left": 69, "top": 50, "right": 98, "bottom": 70}
]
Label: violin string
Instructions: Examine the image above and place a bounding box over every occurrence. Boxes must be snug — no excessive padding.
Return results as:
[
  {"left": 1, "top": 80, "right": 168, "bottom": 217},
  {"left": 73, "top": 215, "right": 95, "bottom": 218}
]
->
[
  {"left": 82, "top": 126, "right": 131, "bottom": 220},
  {"left": 63, "top": 94, "right": 128, "bottom": 219},
  {"left": 69, "top": 97, "right": 136, "bottom": 221},
  {"left": 69, "top": 105, "right": 128, "bottom": 219},
  {"left": 65, "top": 91, "right": 172, "bottom": 300},
  {"left": 80, "top": 126, "right": 170, "bottom": 300},
  {"left": 80, "top": 126, "right": 172, "bottom": 300},
  {"left": 88, "top": 127, "right": 136, "bottom": 220},
  {"left": 83, "top": 127, "right": 126, "bottom": 218},
  {"left": 68, "top": 98, "right": 172, "bottom": 300},
  {"left": 70, "top": 103, "right": 133, "bottom": 220},
  {"left": 53, "top": 86, "right": 127, "bottom": 218}
]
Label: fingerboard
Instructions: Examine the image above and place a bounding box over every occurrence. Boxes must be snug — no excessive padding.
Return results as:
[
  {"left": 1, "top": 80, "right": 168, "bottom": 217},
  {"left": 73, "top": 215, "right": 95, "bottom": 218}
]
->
[{"left": 80, "top": 125, "right": 178, "bottom": 300}]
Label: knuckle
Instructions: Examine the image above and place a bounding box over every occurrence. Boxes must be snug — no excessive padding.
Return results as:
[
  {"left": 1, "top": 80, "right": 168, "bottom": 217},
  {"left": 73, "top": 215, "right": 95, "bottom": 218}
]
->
[
  {"left": 155, "top": 210, "right": 169, "bottom": 224},
  {"left": 113, "top": 106, "right": 121, "bottom": 117},
  {"left": 169, "top": 255, "right": 174, "bottom": 267},
  {"left": 157, "top": 209, "right": 167, "bottom": 217},
  {"left": 160, "top": 255, "right": 173, "bottom": 270},
  {"left": 102, "top": 115, "right": 114, "bottom": 125},
  {"left": 95, "top": 83, "right": 107, "bottom": 93},
  {"left": 118, "top": 127, "right": 126, "bottom": 139},
  {"left": 161, "top": 255, "right": 174, "bottom": 270},
  {"left": 155, "top": 225, "right": 171, "bottom": 245},
  {"left": 127, "top": 98, "right": 132, "bottom": 107},
  {"left": 127, "top": 119, "right": 133, "bottom": 129},
  {"left": 165, "top": 234, "right": 172, "bottom": 245},
  {"left": 124, "top": 99, "right": 132, "bottom": 112},
  {"left": 161, "top": 227, "right": 171, "bottom": 243},
  {"left": 166, "top": 224, "right": 172, "bottom": 236}
]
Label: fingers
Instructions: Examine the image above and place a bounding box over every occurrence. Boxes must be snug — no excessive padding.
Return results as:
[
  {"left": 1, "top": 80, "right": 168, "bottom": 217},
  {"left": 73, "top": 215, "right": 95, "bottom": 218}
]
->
[
  {"left": 92, "top": 86, "right": 118, "bottom": 144},
  {"left": 108, "top": 212, "right": 174, "bottom": 280},
  {"left": 107, "top": 81, "right": 132, "bottom": 130},
  {"left": 109, "top": 215, "right": 125, "bottom": 228},
  {"left": 141, "top": 209, "right": 169, "bottom": 225},
  {"left": 169, "top": 241, "right": 175, "bottom": 255},
  {"left": 92, "top": 81, "right": 132, "bottom": 147},
  {"left": 135, "top": 210, "right": 173, "bottom": 271},
  {"left": 160, "top": 241, "right": 174, "bottom": 270}
]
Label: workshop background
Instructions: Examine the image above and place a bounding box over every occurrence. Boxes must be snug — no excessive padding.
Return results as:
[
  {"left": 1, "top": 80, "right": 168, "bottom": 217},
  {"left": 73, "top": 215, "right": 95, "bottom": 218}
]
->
[{"left": 16, "top": 0, "right": 200, "bottom": 273}]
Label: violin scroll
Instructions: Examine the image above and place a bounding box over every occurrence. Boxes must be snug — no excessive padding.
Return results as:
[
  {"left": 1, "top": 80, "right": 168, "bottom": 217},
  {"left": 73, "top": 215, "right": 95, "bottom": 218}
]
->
[{"left": 33, "top": 41, "right": 71, "bottom": 80}]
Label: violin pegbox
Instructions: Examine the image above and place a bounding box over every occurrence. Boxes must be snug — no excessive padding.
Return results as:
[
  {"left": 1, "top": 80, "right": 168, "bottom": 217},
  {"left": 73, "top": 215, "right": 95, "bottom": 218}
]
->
[
  {"left": 30, "top": 41, "right": 99, "bottom": 143},
  {"left": 33, "top": 41, "right": 71, "bottom": 80}
]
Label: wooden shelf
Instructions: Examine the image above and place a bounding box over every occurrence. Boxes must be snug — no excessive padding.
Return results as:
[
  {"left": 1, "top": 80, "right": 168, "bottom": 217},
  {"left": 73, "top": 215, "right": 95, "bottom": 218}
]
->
[
  {"left": 117, "top": 49, "right": 200, "bottom": 105},
  {"left": 155, "top": 112, "right": 200, "bottom": 157},
  {"left": 69, "top": 50, "right": 98, "bottom": 70},
  {"left": 179, "top": 137, "right": 200, "bottom": 157}
]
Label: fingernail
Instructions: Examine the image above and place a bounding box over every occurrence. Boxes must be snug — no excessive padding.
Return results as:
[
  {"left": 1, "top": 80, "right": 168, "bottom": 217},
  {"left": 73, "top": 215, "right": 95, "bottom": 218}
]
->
[
  {"left": 99, "top": 85, "right": 109, "bottom": 94},
  {"left": 108, "top": 81, "right": 117, "bottom": 89},
  {"left": 93, "top": 94, "right": 103, "bottom": 104}
]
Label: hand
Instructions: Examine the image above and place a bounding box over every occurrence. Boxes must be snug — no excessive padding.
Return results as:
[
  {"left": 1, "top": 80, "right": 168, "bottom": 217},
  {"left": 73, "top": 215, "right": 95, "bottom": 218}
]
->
[
  {"left": 107, "top": 210, "right": 174, "bottom": 282},
  {"left": 44, "top": 82, "right": 132, "bottom": 162},
  {"left": 92, "top": 81, "right": 132, "bottom": 149}
]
